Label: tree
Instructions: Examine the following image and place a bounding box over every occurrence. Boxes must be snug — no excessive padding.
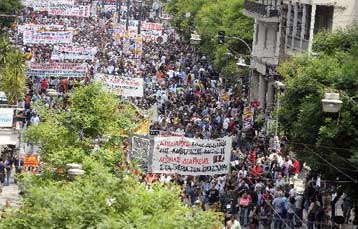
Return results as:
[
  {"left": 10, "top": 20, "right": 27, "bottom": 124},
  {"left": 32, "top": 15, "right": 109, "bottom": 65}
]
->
[
  {"left": 165, "top": 0, "right": 253, "bottom": 77},
  {"left": 278, "top": 26, "right": 358, "bottom": 203},
  {"left": 4, "top": 84, "right": 222, "bottom": 228},
  {"left": 0, "top": 0, "right": 21, "bottom": 29},
  {"left": 0, "top": 37, "right": 26, "bottom": 105}
]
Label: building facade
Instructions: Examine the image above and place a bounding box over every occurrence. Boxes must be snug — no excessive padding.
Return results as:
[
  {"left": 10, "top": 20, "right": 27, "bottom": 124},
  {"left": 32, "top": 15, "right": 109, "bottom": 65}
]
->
[{"left": 244, "top": 0, "right": 358, "bottom": 113}]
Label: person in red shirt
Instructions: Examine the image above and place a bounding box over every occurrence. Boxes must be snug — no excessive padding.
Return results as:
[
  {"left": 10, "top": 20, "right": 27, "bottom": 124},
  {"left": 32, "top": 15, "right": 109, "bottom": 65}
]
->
[
  {"left": 293, "top": 159, "right": 300, "bottom": 175},
  {"left": 40, "top": 79, "right": 48, "bottom": 93},
  {"left": 24, "top": 95, "right": 31, "bottom": 110},
  {"left": 252, "top": 164, "right": 263, "bottom": 177},
  {"left": 248, "top": 150, "right": 256, "bottom": 164}
]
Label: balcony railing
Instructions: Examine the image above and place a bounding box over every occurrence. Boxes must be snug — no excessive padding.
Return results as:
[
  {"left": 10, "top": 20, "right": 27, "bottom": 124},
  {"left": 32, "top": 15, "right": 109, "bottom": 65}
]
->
[{"left": 244, "top": 0, "right": 279, "bottom": 17}]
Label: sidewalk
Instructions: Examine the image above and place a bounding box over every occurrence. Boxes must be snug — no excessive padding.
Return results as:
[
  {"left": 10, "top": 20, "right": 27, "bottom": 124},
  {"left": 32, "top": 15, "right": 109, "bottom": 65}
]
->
[{"left": 0, "top": 183, "right": 21, "bottom": 209}]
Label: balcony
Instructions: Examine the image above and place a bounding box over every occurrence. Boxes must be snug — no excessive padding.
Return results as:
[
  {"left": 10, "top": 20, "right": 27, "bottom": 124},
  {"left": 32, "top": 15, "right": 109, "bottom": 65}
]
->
[{"left": 244, "top": 0, "right": 279, "bottom": 20}]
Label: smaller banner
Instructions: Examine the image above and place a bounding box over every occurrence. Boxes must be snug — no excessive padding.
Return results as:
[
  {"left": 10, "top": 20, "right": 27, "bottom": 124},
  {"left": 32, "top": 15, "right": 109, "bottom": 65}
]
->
[
  {"left": 158, "top": 131, "right": 185, "bottom": 137},
  {"left": 130, "top": 135, "right": 151, "bottom": 172},
  {"left": 242, "top": 106, "right": 254, "bottom": 130},
  {"left": 152, "top": 136, "right": 232, "bottom": 175},
  {"left": 0, "top": 108, "right": 14, "bottom": 128},
  {"left": 22, "top": 0, "right": 74, "bottom": 8},
  {"left": 24, "top": 155, "right": 39, "bottom": 168},
  {"left": 48, "top": 5, "right": 91, "bottom": 17},
  {"left": 96, "top": 74, "right": 144, "bottom": 97},
  {"left": 141, "top": 22, "right": 163, "bottom": 31},
  {"left": 51, "top": 46, "right": 97, "bottom": 60},
  {"left": 18, "top": 24, "right": 68, "bottom": 33},
  {"left": 26, "top": 63, "right": 87, "bottom": 78},
  {"left": 23, "top": 30, "right": 73, "bottom": 44}
]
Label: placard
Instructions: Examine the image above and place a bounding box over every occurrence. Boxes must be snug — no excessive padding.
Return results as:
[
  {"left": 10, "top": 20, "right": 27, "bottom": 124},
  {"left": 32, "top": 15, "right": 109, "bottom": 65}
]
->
[
  {"left": 130, "top": 135, "right": 151, "bottom": 172},
  {"left": 0, "top": 108, "right": 14, "bottom": 128},
  {"left": 152, "top": 136, "right": 232, "bottom": 175},
  {"left": 96, "top": 74, "right": 144, "bottom": 97}
]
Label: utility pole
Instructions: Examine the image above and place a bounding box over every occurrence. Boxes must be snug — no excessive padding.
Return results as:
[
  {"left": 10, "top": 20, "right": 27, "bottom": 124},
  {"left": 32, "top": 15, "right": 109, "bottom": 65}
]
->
[
  {"left": 126, "top": 0, "right": 130, "bottom": 31},
  {"left": 116, "top": 0, "right": 120, "bottom": 23},
  {"left": 137, "top": 0, "right": 143, "bottom": 35}
]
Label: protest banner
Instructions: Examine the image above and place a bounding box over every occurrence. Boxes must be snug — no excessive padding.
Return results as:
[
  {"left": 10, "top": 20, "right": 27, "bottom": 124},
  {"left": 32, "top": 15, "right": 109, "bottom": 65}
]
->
[
  {"left": 23, "top": 0, "right": 75, "bottom": 11},
  {"left": 95, "top": 74, "right": 144, "bottom": 97},
  {"left": 242, "top": 107, "right": 254, "bottom": 130},
  {"left": 0, "top": 108, "right": 14, "bottom": 128},
  {"left": 48, "top": 5, "right": 91, "bottom": 17},
  {"left": 158, "top": 131, "right": 185, "bottom": 137},
  {"left": 51, "top": 46, "right": 97, "bottom": 60},
  {"left": 24, "top": 155, "right": 39, "bottom": 168},
  {"left": 134, "top": 35, "right": 143, "bottom": 59},
  {"left": 23, "top": 30, "right": 73, "bottom": 44},
  {"left": 151, "top": 136, "right": 232, "bottom": 175},
  {"left": 141, "top": 22, "right": 163, "bottom": 31},
  {"left": 18, "top": 24, "right": 68, "bottom": 33},
  {"left": 22, "top": 0, "right": 75, "bottom": 7},
  {"left": 26, "top": 63, "right": 87, "bottom": 78},
  {"left": 130, "top": 135, "right": 152, "bottom": 172}
]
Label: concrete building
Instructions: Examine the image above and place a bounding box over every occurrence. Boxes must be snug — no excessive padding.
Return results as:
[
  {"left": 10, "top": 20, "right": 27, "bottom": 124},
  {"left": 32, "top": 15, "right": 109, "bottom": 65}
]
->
[{"left": 243, "top": 0, "right": 358, "bottom": 113}]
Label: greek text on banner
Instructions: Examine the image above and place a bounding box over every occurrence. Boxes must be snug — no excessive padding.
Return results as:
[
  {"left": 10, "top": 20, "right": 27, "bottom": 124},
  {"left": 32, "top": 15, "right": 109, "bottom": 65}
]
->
[{"left": 152, "top": 136, "right": 232, "bottom": 175}]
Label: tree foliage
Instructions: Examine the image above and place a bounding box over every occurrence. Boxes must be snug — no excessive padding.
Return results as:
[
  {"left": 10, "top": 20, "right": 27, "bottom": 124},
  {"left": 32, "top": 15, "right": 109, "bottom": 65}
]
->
[
  {"left": 165, "top": 0, "right": 253, "bottom": 77},
  {"left": 278, "top": 26, "right": 358, "bottom": 202},
  {"left": 3, "top": 84, "right": 222, "bottom": 228},
  {"left": 0, "top": 36, "right": 26, "bottom": 105},
  {"left": 0, "top": 0, "right": 21, "bottom": 29}
]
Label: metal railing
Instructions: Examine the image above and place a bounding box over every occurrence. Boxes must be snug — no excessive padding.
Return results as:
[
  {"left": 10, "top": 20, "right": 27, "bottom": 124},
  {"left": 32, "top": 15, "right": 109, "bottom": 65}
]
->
[{"left": 244, "top": 0, "right": 279, "bottom": 17}]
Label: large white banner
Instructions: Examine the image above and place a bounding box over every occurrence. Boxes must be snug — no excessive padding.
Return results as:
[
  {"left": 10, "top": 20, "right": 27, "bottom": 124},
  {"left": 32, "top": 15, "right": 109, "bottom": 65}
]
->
[
  {"left": 152, "top": 136, "right": 232, "bottom": 175},
  {"left": 23, "top": 31, "right": 73, "bottom": 44},
  {"left": 22, "top": 0, "right": 74, "bottom": 9},
  {"left": 0, "top": 108, "right": 14, "bottom": 128},
  {"left": 18, "top": 24, "right": 67, "bottom": 33},
  {"left": 51, "top": 46, "right": 97, "bottom": 60},
  {"left": 26, "top": 63, "right": 87, "bottom": 78},
  {"left": 48, "top": 5, "right": 91, "bottom": 17},
  {"left": 96, "top": 74, "right": 144, "bottom": 97}
]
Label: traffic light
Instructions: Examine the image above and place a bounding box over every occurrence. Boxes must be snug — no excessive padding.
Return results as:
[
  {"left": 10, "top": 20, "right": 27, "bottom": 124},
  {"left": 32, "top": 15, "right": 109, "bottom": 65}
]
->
[{"left": 218, "top": 31, "right": 225, "bottom": 44}]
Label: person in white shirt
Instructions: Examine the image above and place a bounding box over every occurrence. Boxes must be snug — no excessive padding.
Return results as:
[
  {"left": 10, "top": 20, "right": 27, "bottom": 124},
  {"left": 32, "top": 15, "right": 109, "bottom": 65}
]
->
[{"left": 30, "top": 114, "right": 40, "bottom": 126}]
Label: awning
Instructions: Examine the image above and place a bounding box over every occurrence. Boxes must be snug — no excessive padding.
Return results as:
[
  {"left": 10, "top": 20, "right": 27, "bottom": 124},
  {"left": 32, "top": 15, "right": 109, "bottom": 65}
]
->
[{"left": 0, "top": 130, "right": 18, "bottom": 145}]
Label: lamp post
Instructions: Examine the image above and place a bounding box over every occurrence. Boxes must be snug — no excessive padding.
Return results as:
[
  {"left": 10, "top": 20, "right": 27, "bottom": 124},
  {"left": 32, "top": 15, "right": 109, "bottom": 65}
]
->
[
  {"left": 116, "top": 0, "right": 120, "bottom": 23},
  {"left": 126, "top": 0, "right": 130, "bottom": 31},
  {"left": 136, "top": 0, "right": 143, "bottom": 35},
  {"left": 66, "top": 163, "right": 85, "bottom": 179},
  {"left": 273, "top": 81, "right": 285, "bottom": 137}
]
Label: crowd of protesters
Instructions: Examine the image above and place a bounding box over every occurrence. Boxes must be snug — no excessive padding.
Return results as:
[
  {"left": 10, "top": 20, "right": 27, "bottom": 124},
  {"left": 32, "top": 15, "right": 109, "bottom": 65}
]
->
[{"left": 4, "top": 0, "right": 355, "bottom": 228}]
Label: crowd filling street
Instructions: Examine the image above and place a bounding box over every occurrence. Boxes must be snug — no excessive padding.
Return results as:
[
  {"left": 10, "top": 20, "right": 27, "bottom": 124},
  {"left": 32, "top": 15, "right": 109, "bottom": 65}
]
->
[{"left": 1, "top": 0, "right": 355, "bottom": 228}]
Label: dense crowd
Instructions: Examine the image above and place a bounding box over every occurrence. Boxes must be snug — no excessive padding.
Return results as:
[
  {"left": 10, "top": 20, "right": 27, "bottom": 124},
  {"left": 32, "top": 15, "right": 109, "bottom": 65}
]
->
[{"left": 4, "top": 1, "right": 354, "bottom": 228}]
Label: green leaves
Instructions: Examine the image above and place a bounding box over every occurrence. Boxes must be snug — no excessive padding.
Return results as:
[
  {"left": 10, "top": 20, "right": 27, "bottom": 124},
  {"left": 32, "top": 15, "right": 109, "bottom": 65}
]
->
[
  {"left": 3, "top": 83, "right": 222, "bottom": 228},
  {"left": 165, "top": 0, "right": 253, "bottom": 77},
  {"left": 0, "top": 36, "right": 26, "bottom": 105},
  {"left": 279, "top": 26, "right": 358, "bottom": 202},
  {"left": 0, "top": 0, "right": 21, "bottom": 28}
]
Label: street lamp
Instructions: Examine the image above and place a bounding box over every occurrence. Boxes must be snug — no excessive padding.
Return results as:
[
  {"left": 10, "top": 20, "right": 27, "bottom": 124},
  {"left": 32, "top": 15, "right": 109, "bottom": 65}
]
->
[
  {"left": 66, "top": 163, "right": 85, "bottom": 178},
  {"left": 236, "top": 56, "right": 248, "bottom": 67},
  {"left": 274, "top": 81, "right": 285, "bottom": 137},
  {"left": 321, "top": 93, "right": 343, "bottom": 113},
  {"left": 136, "top": 0, "right": 143, "bottom": 35}
]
